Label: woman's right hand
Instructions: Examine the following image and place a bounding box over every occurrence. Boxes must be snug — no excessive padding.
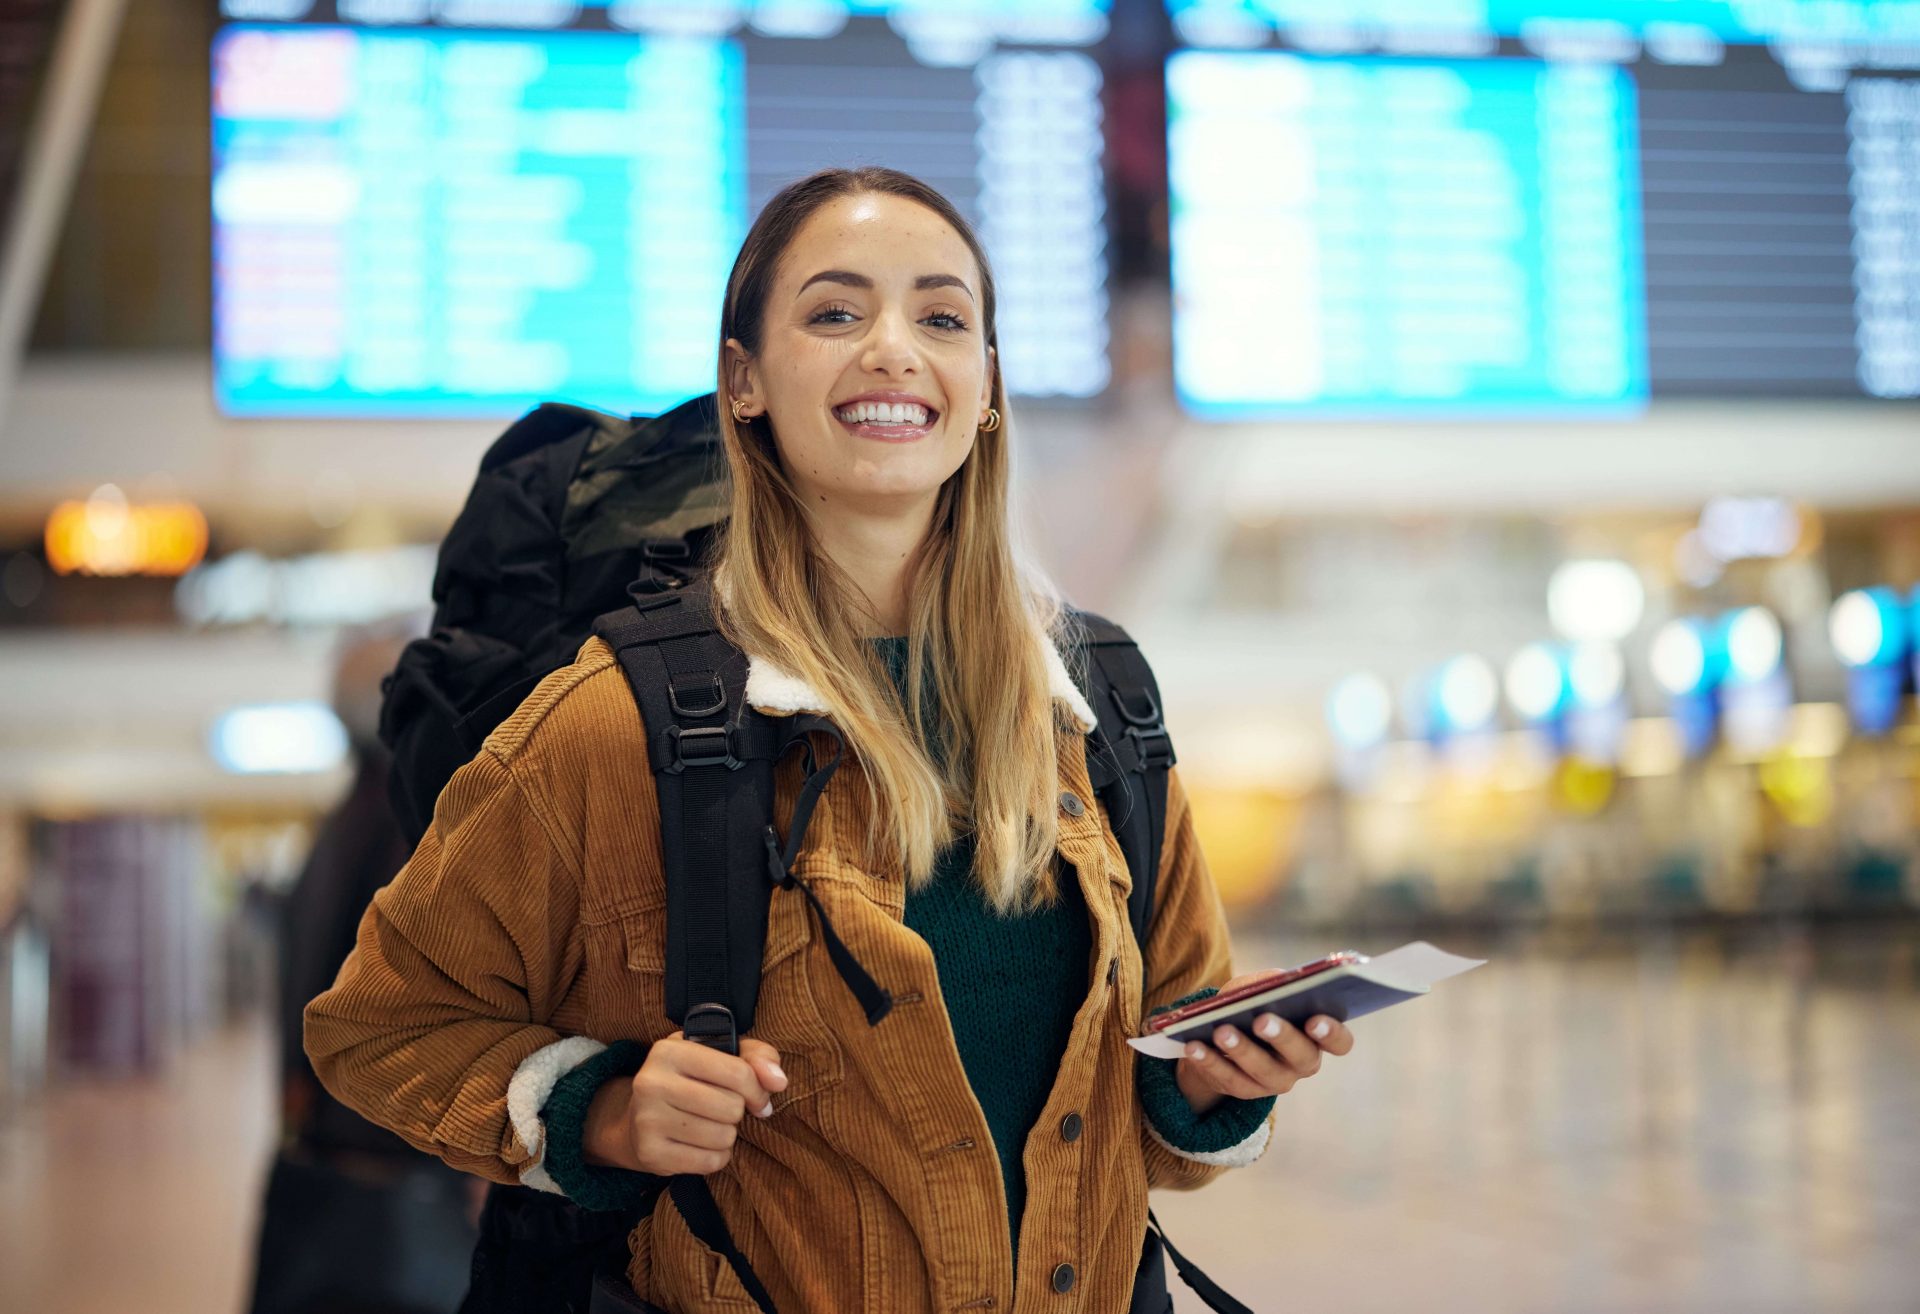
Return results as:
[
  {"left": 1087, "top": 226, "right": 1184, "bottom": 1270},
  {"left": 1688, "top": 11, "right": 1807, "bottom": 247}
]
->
[{"left": 582, "top": 1031, "right": 789, "bottom": 1176}]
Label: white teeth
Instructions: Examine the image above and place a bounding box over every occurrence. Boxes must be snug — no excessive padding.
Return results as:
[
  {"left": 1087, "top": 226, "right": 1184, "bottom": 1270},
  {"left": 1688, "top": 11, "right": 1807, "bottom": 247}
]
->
[{"left": 835, "top": 401, "right": 931, "bottom": 425}]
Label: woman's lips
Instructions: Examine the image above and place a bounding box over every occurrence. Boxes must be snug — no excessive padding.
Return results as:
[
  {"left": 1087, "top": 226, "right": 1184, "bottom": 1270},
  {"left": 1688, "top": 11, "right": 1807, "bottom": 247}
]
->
[{"left": 833, "top": 409, "right": 938, "bottom": 442}]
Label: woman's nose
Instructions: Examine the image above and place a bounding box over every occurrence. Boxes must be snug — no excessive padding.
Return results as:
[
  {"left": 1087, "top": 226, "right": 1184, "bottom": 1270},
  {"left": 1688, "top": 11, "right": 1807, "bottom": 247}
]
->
[{"left": 860, "top": 307, "right": 923, "bottom": 374}]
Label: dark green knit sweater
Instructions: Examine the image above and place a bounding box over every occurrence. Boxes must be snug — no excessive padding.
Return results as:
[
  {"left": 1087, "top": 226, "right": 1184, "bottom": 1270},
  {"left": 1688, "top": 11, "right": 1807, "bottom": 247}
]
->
[
  {"left": 536, "top": 636, "right": 1273, "bottom": 1253},
  {"left": 903, "top": 828, "right": 1085, "bottom": 1256}
]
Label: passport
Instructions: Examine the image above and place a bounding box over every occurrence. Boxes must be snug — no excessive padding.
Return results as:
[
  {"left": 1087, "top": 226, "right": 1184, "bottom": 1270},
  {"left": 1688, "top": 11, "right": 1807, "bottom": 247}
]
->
[{"left": 1125, "top": 941, "right": 1486, "bottom": 1060}]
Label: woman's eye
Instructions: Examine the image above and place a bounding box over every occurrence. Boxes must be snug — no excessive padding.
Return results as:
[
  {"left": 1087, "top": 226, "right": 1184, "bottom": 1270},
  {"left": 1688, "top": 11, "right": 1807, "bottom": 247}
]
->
[{"left": 807, "top": 306, "right": 969, "bottom": 332}]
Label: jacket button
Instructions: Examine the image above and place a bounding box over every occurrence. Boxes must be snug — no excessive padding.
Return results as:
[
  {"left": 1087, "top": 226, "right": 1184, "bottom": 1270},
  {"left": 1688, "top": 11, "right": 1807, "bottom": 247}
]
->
[
  {"left": 1051, "top": 1263, "right": 1076, "bottom": 1293},
  {"left": 1059, "top": 791, "right": 1085, "bottom": 817},
  {"left": 1060, "top": 1112, "right": 1082, "bottom": 1142}
]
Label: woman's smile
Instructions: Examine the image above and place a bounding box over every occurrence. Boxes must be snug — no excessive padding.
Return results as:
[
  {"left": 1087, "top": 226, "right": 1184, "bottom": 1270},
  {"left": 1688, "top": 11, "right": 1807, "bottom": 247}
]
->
[{"left": 831, "top": 391, "right": 941, "bottom": 443}]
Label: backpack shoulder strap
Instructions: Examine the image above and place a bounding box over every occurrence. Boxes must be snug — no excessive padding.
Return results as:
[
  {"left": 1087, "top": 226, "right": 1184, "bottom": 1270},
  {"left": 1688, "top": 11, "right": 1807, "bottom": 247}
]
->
[
  {"left": 1066, "top": 609, "right": 1177, "bottom": 954},
  {"left": 589, "top": 574, "right": 887, "bottom": 1314},
  {"left": 590, "top": 576, "right": 781, "bottom": 1046}
]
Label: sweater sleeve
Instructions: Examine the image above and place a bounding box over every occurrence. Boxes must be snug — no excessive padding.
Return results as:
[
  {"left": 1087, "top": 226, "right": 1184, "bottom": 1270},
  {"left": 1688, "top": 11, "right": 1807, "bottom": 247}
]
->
[
  {"left": 1135, "top": 767, "right": 1278, "bottom": 1191},
  {"left": 303, "top": 745, "right": 590, "bottom": 1187},
  {"left": 1135, "top": 987, "right": 1276, "bottom": 1162},
  {"left": 534, "top": 1039, "right": 666, "bottom": 1211}
]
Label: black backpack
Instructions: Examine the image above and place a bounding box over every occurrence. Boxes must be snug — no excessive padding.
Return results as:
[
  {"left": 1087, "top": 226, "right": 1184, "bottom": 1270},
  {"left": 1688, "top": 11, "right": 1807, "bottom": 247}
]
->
[{"left": 380, "top": 396, "right": 1250, "bottom": 1314}]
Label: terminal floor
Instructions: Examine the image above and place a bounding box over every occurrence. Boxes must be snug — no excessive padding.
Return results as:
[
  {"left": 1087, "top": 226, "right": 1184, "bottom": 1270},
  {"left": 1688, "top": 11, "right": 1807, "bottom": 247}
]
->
[{"left": 2, "top": 921, "right": 1916, "bottom": 1313}]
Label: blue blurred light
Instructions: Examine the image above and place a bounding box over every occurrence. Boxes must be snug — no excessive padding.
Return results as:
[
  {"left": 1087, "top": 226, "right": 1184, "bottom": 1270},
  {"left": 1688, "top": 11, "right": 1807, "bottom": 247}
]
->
[
  {"left": 1653, "top": 618, "right": 1721, "bottom": 756},
  {"left": 1828, "top": 586, "right": 1908, "bottom": 668},
  {"left": 1400, "top": 671, "right": 1435, "bottom": 741},
  {"left": 1650, "top": 617, "right": 1714, "bottom": 697},
  {"left": 209, "top": 702, "right": 349, "bottom": 775},
  {"left": 1434, "top": 655, "right": 1499, "bottom": 737},
  {"left": 1505, "top": 642, "right": 1568, "bottom": 722},
  {"left": 1912, "top": 582, "right": 1920, "bottom": 689},
  {"left": 1328, "top": 673, "right": 1393, "bottom": 751},
  {"left": 1846, "top": 665, "right": 1906, "bottom": 737},
  {"left": 1722, "top": 606, "right": 1784, "bottom": 685},
  {"left": 1670, "top": 689, "right": 1718, "bottom": 758},
  {"left": 1567, "top": 642, "right": 1626, "bottom": 711}
]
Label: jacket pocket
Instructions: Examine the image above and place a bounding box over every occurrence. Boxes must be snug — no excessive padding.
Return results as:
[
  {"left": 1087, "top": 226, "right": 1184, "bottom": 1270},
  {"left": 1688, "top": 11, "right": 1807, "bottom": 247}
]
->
[
  {"left": 639, "top": 1189, "right": 759, "bottom": 1312},
  {"left": 704, "top": 1247, "right": 763, "bottom": 1308},
  {"left": 619, "top": 885, "right": 845, "bottom": 1110}
]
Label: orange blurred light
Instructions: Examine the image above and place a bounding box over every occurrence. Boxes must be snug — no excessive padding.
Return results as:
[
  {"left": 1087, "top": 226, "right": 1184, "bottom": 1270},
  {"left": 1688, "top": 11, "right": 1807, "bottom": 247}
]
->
[
  {"left": 45, "top": 497, "right": 208, "bottom": 577},
  {"left": 1186, "top": 783, "right": 1301, "bottom": 910}
]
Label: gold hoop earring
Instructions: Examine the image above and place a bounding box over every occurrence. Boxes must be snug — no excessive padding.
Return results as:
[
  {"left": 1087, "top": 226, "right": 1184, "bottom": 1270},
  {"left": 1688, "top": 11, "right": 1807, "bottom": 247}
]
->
[
  {"left": 978, "top": 407, "right": 1000, "bottom": 433},
  {"left": 731, "top": 400, "right": 753, "bottom": 423}
]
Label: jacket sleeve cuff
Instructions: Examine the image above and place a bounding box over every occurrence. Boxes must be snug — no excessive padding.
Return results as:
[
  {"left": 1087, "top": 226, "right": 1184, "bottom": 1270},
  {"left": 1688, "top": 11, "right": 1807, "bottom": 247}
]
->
[
  {"left": 534, "top": 1039, "right": 663, "bottom": 1212},
  {"left": 505, "top": 1035, "right": 608, "bottom": 1189},
  {"left": 1136, "top": 987, "right": 1277, "bottom": 1168}
]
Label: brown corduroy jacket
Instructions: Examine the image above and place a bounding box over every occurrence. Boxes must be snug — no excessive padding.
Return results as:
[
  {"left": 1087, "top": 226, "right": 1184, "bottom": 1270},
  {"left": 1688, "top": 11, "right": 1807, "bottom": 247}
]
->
[{"left": 305, "top": 632, "right": 1274, "bottom": 1312}]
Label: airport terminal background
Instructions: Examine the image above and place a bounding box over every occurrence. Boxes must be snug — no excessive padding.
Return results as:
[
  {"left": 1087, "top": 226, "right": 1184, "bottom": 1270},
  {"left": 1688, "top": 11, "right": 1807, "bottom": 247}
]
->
[{"left": 2, "top": 1, "right": 1918, "bottom": 1310}]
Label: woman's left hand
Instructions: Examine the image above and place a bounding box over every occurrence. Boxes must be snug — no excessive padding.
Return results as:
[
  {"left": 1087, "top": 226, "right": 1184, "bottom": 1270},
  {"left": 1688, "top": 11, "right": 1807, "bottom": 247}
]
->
[{"left": 1173, "top": 973, "right": 1355, "bottom": 1116}]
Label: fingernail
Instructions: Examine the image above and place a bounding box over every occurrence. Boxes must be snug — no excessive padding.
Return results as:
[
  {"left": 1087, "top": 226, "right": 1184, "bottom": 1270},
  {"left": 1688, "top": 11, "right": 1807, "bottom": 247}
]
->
[
  {"left": 757, "top": 1101, "right": 774, "bottom": 1118},
  {"left": 1257, "top": 1016, "right": 1281, "bottom": 1039},
  {"left": 1219, "top": 1030, "right": 1239, "bottom": 1049},
  {"left": 770, "top": 1063, "right": 787, "bottom": 1084},
  {"left": 1309, "top": 1019, "right": 1331, "bottom": 1040},
  {"left": 1185, "top": 1043, "right": 1207, "bottom": 1061}
]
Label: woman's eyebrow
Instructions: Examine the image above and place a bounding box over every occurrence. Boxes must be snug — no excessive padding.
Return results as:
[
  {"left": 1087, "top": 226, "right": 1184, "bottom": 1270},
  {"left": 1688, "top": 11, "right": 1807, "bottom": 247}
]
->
[{"left": 795, "top": 269, "right": 975, "bottom": 302}]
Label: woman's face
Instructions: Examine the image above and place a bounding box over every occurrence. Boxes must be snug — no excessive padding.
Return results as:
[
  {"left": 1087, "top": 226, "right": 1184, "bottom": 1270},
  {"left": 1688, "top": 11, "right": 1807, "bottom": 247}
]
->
[{"left": 726, "top": 192, "right": 996, "bottom": 519}]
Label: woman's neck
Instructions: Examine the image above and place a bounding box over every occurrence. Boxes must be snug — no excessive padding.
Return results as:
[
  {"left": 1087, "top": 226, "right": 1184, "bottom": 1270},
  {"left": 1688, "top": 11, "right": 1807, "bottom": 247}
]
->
[{"left": 805, "top": 495, "right": 936, "bottom": 637}]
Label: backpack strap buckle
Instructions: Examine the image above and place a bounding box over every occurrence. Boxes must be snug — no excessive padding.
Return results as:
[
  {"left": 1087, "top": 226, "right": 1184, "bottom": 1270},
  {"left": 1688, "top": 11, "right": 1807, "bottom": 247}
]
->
[
  {"left": 682, "top": 1002, "right": 738, "bottom": 1056},
  {"left": 668, "top": 670, "right": 726, "bottom": 718},
  {"left": 1111, "top": 686, "right": 1176, "bottom": 770},
  {"left": 1110, "top": 685, "right": 1162, "bottom": 728},
  {"left": 1126, "top": 723, "right": 1176, "bottom": 771},
  {"left": 635, "top": 537, "right": 697, "bottom": 593},
  {"left": 665, "top": 724, "right": 741, "bottom": 772},
  {"left": 641, "top": 536, "right": 692, "bottom": 563}
]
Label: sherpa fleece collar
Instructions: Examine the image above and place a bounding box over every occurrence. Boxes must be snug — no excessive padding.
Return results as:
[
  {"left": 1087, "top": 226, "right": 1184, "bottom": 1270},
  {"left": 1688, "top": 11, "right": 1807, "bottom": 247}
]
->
[
  {"left": 742, "top": 635, "right": 1098, "bottom": 733},
  {"left": 707, "top": 570, "right": 1099, "bottom": 733}
]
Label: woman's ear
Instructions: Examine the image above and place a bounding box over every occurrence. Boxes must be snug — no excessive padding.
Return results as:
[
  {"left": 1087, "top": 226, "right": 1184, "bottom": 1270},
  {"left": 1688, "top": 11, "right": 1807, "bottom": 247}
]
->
[
  {"left": 725, "top": 338, "right": 762, "bottom": 411},
  {"left": 980, "top": 344, "right": 997, "bottom": 413}
]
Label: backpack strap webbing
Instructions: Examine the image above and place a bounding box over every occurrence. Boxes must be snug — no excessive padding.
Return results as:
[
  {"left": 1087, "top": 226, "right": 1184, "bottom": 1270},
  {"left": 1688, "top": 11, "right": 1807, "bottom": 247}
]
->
[
  {"left": 591, "top": 576, "right": 787, "bottom": 1313},
  {"left": 1070, "top": 610, "right": 1178, "bottom": 952},
  {"left": 593, "top": 576, "right": 780, "bottom": 1041},
  {"left": 589, "top": 577, "right": 894, "bottom": 1314}
]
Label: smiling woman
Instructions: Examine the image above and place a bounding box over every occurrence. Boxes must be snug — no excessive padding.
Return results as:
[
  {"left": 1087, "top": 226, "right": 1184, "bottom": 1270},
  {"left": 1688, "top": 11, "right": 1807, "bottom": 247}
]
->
[
  {"left": 304, "top": 167, "right": 1334, "bottom": 1314},
  {"left": 714, "top": 175, "right": 1031, "bottom": 907}
]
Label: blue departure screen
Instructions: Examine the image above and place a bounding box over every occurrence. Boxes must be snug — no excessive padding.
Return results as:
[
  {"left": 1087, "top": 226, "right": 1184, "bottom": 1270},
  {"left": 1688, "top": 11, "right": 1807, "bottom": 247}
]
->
[
  {"left": 211, "top": 5, "right": 1113, "bottom": 417},
  {"left": 1165, "top": 2, "right": 1920, "bottom": 413},
  {"left": 1168, "top": 52, "right": 1647, "bottom": 417},
  {"left": 1164, "top": 1, "right": 1919, "bottom": 46},
  {"left": 214, "top": 27, "right": 742, "bottom": 417}
]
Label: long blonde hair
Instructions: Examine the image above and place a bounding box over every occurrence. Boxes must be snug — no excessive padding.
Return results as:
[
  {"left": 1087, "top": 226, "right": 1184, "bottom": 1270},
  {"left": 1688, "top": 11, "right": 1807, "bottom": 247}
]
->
[{"left": 712, "top": 167, "right": 1074, "bottom": 915}]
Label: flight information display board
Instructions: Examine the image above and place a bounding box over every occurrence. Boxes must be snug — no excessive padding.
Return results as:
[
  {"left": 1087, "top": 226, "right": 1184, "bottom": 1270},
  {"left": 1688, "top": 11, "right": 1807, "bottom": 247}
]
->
[
  {"left": 1165, "top": 1, "right": 1920, "bottom": 417},
  {"left": 1171, "top": 53, "right": 1646, "bottom": 415},
  {"left": 212, "top": 2, "right": 1111, "bottom": 417}
]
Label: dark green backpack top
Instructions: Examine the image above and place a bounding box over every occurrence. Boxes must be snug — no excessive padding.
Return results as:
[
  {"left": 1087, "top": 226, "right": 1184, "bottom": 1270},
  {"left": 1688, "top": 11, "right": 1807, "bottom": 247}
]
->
[{"left": 380, "top": 392, "right": 727, "bottom": 845}]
